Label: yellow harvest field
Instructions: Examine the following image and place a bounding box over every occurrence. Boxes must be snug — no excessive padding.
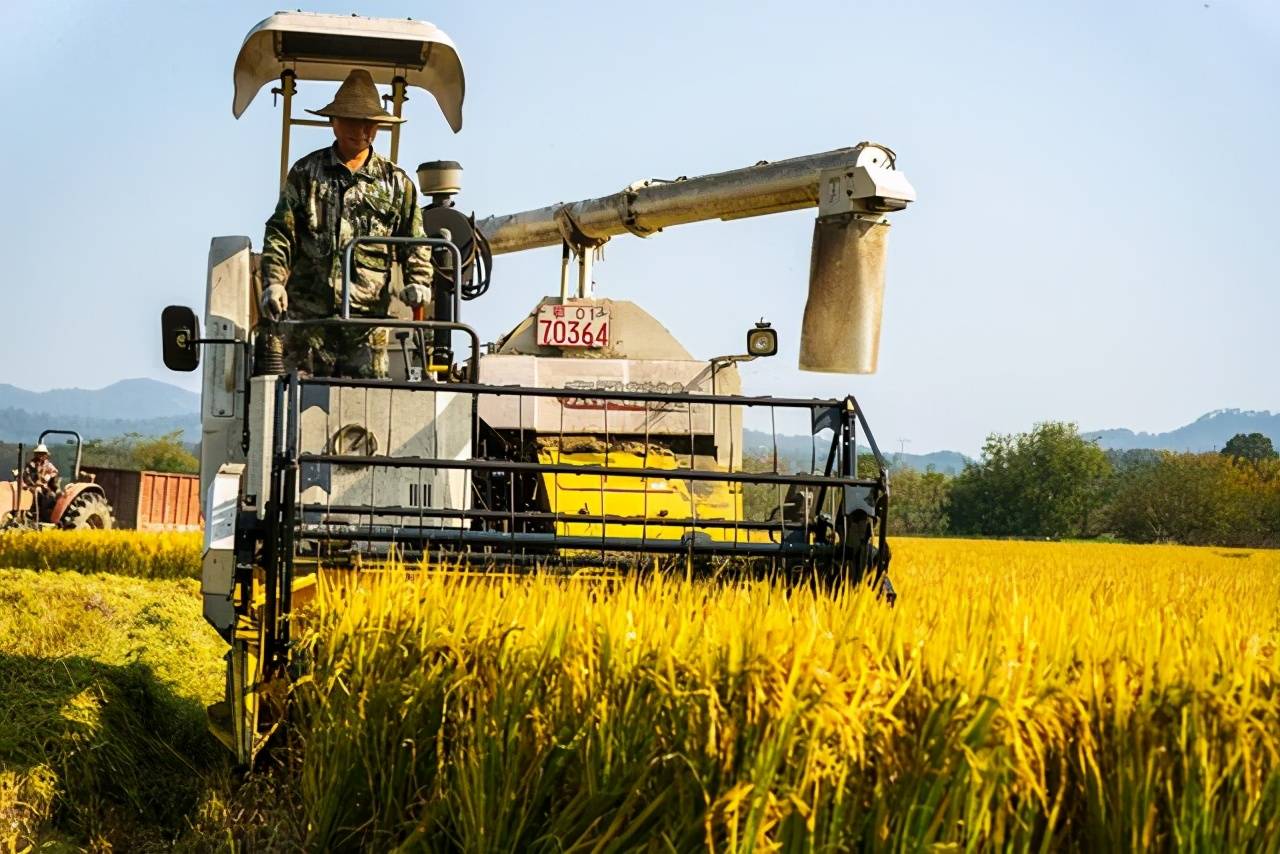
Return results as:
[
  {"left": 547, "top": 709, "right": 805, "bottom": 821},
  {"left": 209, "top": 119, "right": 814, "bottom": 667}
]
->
[
  {"left": 0, "top": 529, "right": 201, "bottom": 579},
  {"left": 1, "top": 533, "right": 1276, "bottom": 849},
  {"left": 296, "top": 538, "right": 1280, "bottom": 850}
]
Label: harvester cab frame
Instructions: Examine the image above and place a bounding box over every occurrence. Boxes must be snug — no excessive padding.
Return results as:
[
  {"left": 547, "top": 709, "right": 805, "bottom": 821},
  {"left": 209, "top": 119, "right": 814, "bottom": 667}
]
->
[
  {"left": 232, "top": 11, "right": 465, "bottom": 187},
  {"left": 164, "top": 11, "right": 915, "bottom": 764}
]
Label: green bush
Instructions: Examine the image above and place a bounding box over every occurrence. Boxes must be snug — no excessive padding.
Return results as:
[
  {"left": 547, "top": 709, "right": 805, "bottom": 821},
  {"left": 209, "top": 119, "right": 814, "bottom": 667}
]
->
[
  {"left": 1107, "top": 452, "right": 1280, "bottom": 547},
  {"left": 948, "top": 422, "right": 1111, "bottom": 538},
  {"left": 888, "top": 466, "right": 951, "bottom": 535},
  {"left": 83, "top": 431, "right": 198, "bottom": 474}
]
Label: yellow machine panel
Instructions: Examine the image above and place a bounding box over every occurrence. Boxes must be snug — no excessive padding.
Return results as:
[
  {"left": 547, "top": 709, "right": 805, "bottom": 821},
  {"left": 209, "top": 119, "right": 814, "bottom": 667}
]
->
[{"left": 538, "top": 444, "right": 761, "bottom": 543}]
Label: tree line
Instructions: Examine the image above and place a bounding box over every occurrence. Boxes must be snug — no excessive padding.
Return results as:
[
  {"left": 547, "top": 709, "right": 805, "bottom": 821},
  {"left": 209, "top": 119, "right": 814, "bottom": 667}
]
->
[
  {"left": 13, "top": 424, "right": 1274, "bottom": 547},
  {"left": 81, "top": 431, "right": 199, "bottom": 474},
  {"left": 885, "top": 423, "right": 1279, "bottom": 547},
  {"left": 0, "top": 431, "right": 199, "bottom": 477}
]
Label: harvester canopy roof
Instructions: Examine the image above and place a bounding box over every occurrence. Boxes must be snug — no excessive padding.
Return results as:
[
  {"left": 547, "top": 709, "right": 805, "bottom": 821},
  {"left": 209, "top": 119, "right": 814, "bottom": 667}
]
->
[{"left": 233, "top": 12, "right": 465, "bottom": 131}]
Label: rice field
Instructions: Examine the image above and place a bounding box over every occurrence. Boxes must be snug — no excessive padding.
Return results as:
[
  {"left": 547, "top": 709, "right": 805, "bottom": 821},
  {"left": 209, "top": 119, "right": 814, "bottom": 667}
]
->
[
  {"left": 0, "top": 568, "right": 224, "bottom": 849},
  {"left": 0, "top": 529, "right": 200, "bottom": 579},
  {"left": 0, "top": 533, "right": 1277, "bottom": 849}
]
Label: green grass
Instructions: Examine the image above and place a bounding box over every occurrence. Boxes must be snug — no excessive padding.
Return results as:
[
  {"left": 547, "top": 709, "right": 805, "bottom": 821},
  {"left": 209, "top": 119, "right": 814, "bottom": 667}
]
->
[{"left": 0, "top": 569, "right": 224, "bottom": 849}]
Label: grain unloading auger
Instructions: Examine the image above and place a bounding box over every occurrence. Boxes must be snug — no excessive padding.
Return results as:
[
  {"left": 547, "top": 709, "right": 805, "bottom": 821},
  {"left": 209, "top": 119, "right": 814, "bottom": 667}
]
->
[{"left": 160, "top": 11, "right": 915, "bottom": 763}]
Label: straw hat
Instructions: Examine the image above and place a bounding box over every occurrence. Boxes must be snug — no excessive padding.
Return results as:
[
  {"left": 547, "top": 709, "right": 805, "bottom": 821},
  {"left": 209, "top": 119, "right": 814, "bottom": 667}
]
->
[
  {"left": 33, "top": 444, "right": 48, "bottom": 454},
  {"left": 306, "top": 69, "right": 404, "bottom": 123}
]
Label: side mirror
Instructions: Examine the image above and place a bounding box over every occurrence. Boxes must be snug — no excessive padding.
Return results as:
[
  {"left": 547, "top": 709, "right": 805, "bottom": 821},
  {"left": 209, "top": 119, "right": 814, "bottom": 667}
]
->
[
  {"left": 746, "top": 322, "right": 778, "bottom": 358},
  {"left": 161, "top": 305, "right": 201, "bottom": 372}
]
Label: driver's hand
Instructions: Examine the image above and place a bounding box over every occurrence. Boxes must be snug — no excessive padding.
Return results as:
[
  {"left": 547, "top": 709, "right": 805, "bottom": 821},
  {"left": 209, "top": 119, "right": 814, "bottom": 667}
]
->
[
  {"left": 260, "top": 284, "right": 289, "bottom": 321},
  {"left": 401, "top": 284, "right": 430, "bottom": 308}
]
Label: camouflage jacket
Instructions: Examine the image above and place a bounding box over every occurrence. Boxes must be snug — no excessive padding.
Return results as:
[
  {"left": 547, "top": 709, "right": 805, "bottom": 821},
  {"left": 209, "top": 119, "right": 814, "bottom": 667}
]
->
[
  {"left": 261, "top": 145, "right": 432, "bottom": 317},
  {"left": 23, "top": 458, "right": 58, "bottom": 489}
]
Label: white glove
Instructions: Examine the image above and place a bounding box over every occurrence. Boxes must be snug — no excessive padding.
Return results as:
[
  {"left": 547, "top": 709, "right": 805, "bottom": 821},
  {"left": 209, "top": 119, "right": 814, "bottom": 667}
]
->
[
  {"left": 260, "top": 284, "right": 288, "bottom": 321},
  {"left": 401, "top": 284, "right": 430, "bottom": 308}
]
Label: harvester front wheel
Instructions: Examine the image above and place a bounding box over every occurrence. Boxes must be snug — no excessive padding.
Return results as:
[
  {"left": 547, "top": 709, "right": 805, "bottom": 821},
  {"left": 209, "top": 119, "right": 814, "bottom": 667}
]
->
[{"left": 61, "top": 492, "right": 115, "bottom": 530}]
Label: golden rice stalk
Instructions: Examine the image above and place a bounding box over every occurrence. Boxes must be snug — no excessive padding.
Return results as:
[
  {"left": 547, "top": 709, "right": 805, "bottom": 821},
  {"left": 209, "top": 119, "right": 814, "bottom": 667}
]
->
[
  {"left": 0, "top": 530, "right": 201, "bottom": 579},
  {"left": 291, "top": 539, "right": 1280, "bottom": 850}
]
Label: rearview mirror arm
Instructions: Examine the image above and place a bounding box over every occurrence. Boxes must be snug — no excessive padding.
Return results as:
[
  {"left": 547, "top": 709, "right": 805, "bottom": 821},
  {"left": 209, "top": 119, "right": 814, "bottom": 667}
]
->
[{"left": 184, "top": 337, "right": 254, "bottom": 453}]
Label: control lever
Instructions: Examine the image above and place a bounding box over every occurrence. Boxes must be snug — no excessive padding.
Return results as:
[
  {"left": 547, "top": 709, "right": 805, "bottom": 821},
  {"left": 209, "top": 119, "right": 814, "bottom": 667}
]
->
[
  {"left": 411, "top": 305, "right": 433, "bottom": 382},
  {"left": 395, "top": 330, "right": 422, "bottom": 383}
]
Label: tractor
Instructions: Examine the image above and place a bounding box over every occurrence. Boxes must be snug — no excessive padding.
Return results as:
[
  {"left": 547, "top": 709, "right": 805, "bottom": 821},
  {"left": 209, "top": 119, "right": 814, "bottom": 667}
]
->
[
  {"left": 161, "top": 11, "right": 915, "bottom": 763},
  {"left": 0, "top": 430, "right": 116, "bottom": 530}
]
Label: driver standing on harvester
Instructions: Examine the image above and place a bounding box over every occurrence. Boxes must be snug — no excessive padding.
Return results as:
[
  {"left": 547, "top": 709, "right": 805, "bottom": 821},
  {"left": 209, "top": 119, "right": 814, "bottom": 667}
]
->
[
  {"left": 22, "top": 444, "right": 59, "bottom": 518},
  {"left": 258, "top": 69, "right": 434, "bottom": 378}
]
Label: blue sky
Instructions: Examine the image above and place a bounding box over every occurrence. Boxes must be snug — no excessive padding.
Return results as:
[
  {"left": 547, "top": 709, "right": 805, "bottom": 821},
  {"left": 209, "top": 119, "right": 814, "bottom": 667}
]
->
[{"left": 1, "top": 0, "right": 1276, "bottom": 454}]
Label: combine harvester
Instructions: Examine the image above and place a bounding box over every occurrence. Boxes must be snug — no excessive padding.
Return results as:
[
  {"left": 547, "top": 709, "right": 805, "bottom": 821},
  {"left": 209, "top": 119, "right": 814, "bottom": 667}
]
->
[{"left": 160, "top": 12, "right": 916, "bottom": 762}]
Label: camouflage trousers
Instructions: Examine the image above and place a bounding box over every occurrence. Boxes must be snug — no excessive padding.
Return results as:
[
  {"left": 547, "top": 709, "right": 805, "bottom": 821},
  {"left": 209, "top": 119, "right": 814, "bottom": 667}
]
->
[{"left": 280, "top": 325, "right": 389, "bottom": 379}]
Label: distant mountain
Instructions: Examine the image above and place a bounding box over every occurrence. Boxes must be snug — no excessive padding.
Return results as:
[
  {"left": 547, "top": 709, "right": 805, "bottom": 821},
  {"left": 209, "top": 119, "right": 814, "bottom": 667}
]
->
[
  {"left": 743, "top": 407, "right": 1280, "bottom": 475},
  {"left": 0, "top": 379, "right": 201, "bottom": 443},
  {"left": 0, "top": 409, "right": 201, "bottom": 444},
  {"left": 1084, "top": 409, "right": 1279, "bottom": 453},
  {"left": 0, "top": 379, "right": 199, "bottom": 420},
  {"left": 887, "top": 450, "right": 971, "bottom": 475},
  {"left": 0, "top": 378, "right": 1272, "bottom": 463},
  {"left": 742, "top": 429, "right": 970, "bottom": 475}
]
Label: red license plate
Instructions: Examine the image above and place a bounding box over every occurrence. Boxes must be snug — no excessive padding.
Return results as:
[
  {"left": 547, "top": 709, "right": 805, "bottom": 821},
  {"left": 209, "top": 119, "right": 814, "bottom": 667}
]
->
[{"left": 536, "top": 303, "right": 610, "bottom": 348}]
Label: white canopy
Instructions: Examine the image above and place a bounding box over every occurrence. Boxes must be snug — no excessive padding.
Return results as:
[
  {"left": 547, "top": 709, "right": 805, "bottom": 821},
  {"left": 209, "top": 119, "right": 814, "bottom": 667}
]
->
[{"left": 233, "top": 12, "right": 465, "bottom": 132}]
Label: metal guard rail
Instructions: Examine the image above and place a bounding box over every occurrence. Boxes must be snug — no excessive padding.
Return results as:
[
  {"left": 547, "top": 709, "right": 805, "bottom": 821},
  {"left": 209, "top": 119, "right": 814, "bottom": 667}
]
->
[{"left": 274, "top": 373, "right": 888, "bottom": 565}]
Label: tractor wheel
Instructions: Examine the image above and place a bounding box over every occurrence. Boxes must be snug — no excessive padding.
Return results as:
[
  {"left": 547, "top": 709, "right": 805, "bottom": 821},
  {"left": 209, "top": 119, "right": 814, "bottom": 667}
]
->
[{"left": 60, "top": 492, "right": 115, "bottom": 530}]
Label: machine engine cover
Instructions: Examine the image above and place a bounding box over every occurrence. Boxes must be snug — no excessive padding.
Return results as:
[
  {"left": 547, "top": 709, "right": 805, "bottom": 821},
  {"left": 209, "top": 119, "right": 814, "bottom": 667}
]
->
[
  {"left": 478, "top": 355, "right": 728, "bottom": 437},
  {"left": 296, "top": 384, "right": 472, "bottom": 529}
]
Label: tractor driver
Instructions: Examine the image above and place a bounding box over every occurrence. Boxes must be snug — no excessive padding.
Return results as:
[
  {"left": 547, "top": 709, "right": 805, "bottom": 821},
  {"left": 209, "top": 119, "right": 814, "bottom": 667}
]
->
[
  {"left": 22, "top": 444, "right": 60, "bottom": 517},
  {"left": 258, "top": 69, "right": 434, "bottom": 378}
]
